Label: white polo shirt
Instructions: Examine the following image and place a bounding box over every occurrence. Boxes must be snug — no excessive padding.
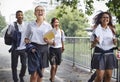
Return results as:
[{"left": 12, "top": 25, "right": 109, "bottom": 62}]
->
[
  {"left": 50, "top": 29, "right": 65, "bottom": 48},
  {"left": 25, "top": 21, "right": 52, "bottom": 45},
  {"left": 91, "top": 24, "right": 116, "bottom": 50},
  {"left": 7, "top": 22, "right": 28, "bottom": 50}
]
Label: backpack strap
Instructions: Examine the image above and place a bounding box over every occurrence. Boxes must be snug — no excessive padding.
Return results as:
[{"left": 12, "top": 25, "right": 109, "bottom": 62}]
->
[
  {"left": 60, "top": 29, "right": 65, "bottom": 51},
  {"left": 60, "top": 29, "right": 63, "bottom": 40},
  {"left": 14, "top": 22, "right": 19, "bottom": 31}
]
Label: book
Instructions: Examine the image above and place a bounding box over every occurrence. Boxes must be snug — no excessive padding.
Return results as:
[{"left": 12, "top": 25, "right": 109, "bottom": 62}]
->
[{"left": 43, "top": 30, "right": 55, "bottom": 40}]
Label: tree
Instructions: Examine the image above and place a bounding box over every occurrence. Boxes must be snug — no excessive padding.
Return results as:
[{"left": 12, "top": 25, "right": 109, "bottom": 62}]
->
[
  {"left": 106, "top": 0, "right": 120, "bottom": 23},
  {"left": 46, "top": 6, "right": 89, "bottom": 37},
  {"left": 0, "top": 14, "right": 7, "bottom": 32},
  {"left": 56, "top": 0, "right": 120, "bottom": 23},
  {"left": 24, "top": 10, "right": 35, "bottom": 22}
]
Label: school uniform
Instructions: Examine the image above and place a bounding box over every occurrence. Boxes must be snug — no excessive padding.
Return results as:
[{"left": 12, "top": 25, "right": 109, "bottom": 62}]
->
[
  {"left": 25, "top": 21, "right": 52, "bottom": 68},
  {"left": 91, "top": 24, "right": 118, "bottom": 70},
  {"left": 8, "top": 22, "right": 28, "bottom": 82},
  {"left": 49, "top": 29, "right": 65, "bottom": 65}
]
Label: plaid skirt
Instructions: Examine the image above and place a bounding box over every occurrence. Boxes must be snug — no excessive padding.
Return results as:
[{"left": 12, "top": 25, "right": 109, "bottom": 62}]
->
[{"left": 91, "top": 47, "right": 118, "bottom": 70}]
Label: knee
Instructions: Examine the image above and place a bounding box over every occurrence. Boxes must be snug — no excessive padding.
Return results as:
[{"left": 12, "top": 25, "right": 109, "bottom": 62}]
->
[
  {"left": 96, "top": 75, "right": 103, "bottom": 81},
  {"left": 51, "top": 65, "right": 56, "bottom": 69},
  {"left": 31, "top": 72, "right": 38, "bottom": 80},
  {"left": 21, "top": 63, "right": 27, "bottom": 68},
  {"left": 105, "top": 74, "right": 112, "bottom": 79}
]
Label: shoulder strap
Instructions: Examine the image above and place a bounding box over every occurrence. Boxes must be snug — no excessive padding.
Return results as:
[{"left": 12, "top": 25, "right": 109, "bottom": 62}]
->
[
  {"left": 60, "top": 29, "right": 63, "bottom": 40},
  {"left": 14, "top": 22, "right": 19, "bottom": 31}
]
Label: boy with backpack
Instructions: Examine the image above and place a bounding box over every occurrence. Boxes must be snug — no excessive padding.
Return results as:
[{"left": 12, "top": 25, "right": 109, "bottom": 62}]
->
[{"left": 4, "top": 10, "right": 28, "bottom": 82}]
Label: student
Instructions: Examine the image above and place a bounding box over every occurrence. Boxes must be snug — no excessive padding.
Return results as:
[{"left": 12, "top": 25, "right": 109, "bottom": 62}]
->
[
  {"left": 90, "top": 11, "right": 118, "bottom": 82},
  {"left": 49, "top": 17, "right": 65, "bottom": 82},
  {"left": 6, "top": 10, "right": 27, "bottom": 82},
  {"left": 25, "top": 5, "right": 52, "bottom": 82}
]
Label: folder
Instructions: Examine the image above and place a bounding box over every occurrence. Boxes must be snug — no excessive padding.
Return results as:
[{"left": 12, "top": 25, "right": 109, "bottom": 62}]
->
[{"left": 43, "top": 30, "right": 55, "bottom": 40}]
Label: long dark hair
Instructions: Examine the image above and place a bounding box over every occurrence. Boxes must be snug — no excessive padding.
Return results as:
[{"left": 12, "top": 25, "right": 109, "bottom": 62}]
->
[
  {"left": 51, "top": 17, "right": 59, "bottom": 28},
  {"left": 93, "top": 11, "right": 113, "bottom": 27},
  {"left": 93, "top": 11, "right": 116, "bottom": 34}
]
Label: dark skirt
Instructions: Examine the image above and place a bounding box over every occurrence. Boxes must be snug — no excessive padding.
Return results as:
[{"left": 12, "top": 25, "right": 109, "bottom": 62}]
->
[
  {"left": 25, "top": 43, "right": 43, "bottom": 77},
  {"left": 49, "top": 47, "right": 62, "bottom": 65},
  {"left": 31, "top": 42, "right": 49, "bottom": 68},
  {"left": 91, "top": 47, "right": 118, "bottom": 70}
]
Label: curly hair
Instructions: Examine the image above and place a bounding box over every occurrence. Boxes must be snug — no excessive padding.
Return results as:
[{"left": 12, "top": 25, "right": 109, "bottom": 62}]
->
[{"left": 93, "top": 11, "right": 114, "bottom": 27}]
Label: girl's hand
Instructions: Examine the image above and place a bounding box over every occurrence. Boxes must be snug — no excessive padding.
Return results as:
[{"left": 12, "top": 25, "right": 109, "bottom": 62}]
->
[
  {"left": 95, "top": 37, "right": 100, "bottom": 43},
  {"left": 61, "top": 47, "right": 64, "bottom": 53},
  {"left": 24, "top": 38, "right": 30, "bottom": 44},
  {"left": 32, "top": 48, "right": 36, "bottom": 53},
  {"left": 44, "top": 38, "right": 49, "bottom": 43},
  {"left": 52, "top": 41, "right": 55, "bottom": 46},
  {"left": 44, "top": 38, "right": 54, "bottom": 45}
]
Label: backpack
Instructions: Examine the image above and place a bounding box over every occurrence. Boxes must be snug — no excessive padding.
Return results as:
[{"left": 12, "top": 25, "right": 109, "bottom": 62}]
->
[{"left": 4, "top": 22, "right": 18, "bottom": 45}]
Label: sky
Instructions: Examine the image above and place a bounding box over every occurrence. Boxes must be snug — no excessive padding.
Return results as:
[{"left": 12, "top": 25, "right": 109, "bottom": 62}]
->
[
  {"left": 0, "top": 0, "right": 108, "bottom": 24},
  {"left": 0, "top": 0, "right": 34, "bottom": 23}
]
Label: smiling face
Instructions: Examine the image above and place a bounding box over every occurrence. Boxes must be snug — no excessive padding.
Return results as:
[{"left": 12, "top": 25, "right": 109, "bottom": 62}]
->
[
  {"left": 100, "top": 13, "right": 110, "bottom": 26},
  {"left": 53, "top": 19, "right": 59, "bottom": 28},
  {"left": 16, "top": 11, "right": 23, "bottom": 24},
  {"left": 34, "top": 6, "right": 45, "bottom": 19}
]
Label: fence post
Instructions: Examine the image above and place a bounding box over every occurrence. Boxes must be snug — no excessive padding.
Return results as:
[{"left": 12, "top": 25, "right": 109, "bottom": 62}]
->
[
  {"left": 117, "top": 38, "right": 120, "bottom": 82},
  {"left": 72, "top": 38, "right": 75, "bottom": 67},
  {"left": 90, "top": 48, "right": 93, "bottom": 73},
  {"left": 117, "top": 60, "right": 120, "bottom": 82}
]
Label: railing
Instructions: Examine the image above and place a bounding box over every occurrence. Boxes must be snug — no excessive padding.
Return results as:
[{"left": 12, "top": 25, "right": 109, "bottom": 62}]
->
[{"left": 62, "top": 37, "right": 120, "bottom": 81}]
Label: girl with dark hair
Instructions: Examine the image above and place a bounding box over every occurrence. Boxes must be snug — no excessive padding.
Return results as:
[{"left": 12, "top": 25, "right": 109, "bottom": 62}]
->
[
  {"left": 49, "top": 17, "right": 65, "bottom": 82},
  {"left": 90, "top": 11, "right": 118, "bottom": 82}
]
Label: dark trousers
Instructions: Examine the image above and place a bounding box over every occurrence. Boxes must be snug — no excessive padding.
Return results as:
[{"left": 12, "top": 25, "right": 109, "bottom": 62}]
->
[{"left": 11, "top": 49, "right": 27, "bottom": 82}]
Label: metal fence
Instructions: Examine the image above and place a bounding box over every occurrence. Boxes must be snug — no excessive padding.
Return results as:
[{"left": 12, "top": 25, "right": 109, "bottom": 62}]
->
[{"left": 62, "top": 37, "right": 120, "bottom": 81}]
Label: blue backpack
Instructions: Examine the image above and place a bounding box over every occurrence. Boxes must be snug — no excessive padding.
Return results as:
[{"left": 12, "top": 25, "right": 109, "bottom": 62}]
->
[
  {"left": 4, "top": 25, "right": 12, "bottom": 45},
  {"left": 4, "top": 22, "right": 20, "bottom": 45}
]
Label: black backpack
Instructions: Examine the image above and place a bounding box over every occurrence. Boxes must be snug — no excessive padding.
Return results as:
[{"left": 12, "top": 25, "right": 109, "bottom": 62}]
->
[{"left": 4, "top": 22, "right": 18, "bottom": 45}]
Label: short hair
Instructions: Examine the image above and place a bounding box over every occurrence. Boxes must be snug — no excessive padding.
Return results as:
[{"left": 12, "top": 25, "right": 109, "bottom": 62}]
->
[{"left": 16, "top": 10, "right": 23, "bottom": 16}]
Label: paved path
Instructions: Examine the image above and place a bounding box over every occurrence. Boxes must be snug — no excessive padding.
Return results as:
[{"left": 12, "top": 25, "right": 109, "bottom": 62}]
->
[{"left": 0, "top": 38, "right": 116, "bottom": 82}]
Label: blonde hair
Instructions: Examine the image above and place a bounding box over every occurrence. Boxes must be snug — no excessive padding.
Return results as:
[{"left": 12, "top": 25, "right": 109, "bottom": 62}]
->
[
  {"left": 34, "top": 5, "right": 45, "bottom": 12},
  {"left": 34, "top": 5, "right": 46, "bottom": 20}
]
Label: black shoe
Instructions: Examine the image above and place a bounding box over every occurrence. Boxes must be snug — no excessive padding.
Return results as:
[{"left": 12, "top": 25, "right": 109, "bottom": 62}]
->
[
  {"left": 19, "top": 77, "right": 24, "bottom": 82},
  {"left": 14, "top": 79, "right": 18, "bottom": 82}
]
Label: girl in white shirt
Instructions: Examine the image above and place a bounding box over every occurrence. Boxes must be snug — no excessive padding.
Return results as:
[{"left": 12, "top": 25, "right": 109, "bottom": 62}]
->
[
  {"left": 49, "top": 17, "right": 65, "bottom": 82},
  {"left": 90, "top": 11, "right": 118, "bottom": 82},
  {"left": 25, "top": 6, "right": 52, "bottom": 82}
]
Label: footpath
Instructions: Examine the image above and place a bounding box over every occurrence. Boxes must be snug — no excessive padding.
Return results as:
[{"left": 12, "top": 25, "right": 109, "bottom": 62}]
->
[
  {"left": 0, "top": 58, "right": 92, "bottom": 82},
  {"left": 0, "top": 38, "right": 116, "bottom": 82}
]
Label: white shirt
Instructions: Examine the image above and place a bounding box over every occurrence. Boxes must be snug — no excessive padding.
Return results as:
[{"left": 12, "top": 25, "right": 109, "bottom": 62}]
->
[
  {"left": 91, "top": 24, "right": 116, "bottom": 50},
  {"left": 8, "top": 21, "right": 28, "bottom": 50},
  {"left": 25, "top": 21, "right": 52, "bottom": 45},
  {"left": 50, "top": 29, "right": 65, "bottom": 48}
]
